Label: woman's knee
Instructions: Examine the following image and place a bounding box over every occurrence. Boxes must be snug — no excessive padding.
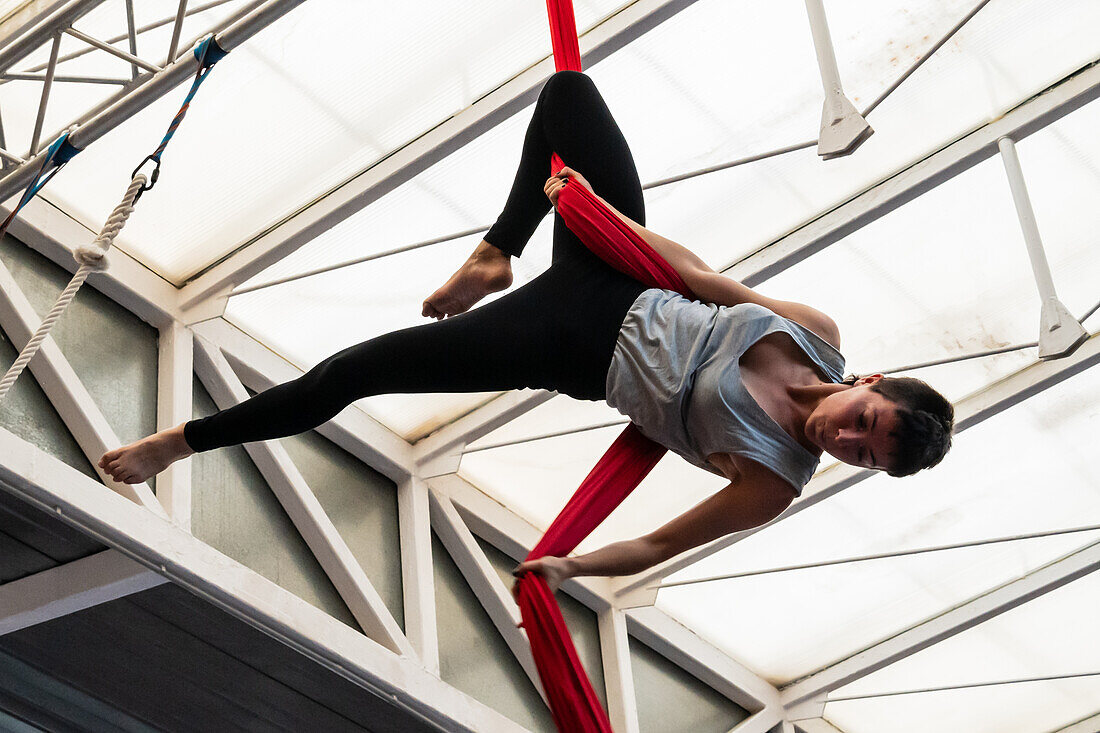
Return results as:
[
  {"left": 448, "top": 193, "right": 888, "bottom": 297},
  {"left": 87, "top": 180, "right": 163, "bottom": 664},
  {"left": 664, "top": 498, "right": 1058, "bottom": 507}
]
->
[{"left": 542, "top": 70, "right": 596, "bottom": 106}]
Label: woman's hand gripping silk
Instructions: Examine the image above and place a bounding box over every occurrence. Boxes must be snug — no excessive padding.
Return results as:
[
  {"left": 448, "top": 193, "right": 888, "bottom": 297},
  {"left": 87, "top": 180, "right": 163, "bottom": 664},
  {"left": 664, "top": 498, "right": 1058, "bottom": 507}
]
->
[{"left": 544, "top": 166, "right": 593, "bottom": 207}]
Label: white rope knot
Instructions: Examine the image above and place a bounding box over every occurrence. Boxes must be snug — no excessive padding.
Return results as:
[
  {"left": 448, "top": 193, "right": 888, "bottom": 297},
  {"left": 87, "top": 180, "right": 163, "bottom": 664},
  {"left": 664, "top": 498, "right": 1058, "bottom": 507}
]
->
[
  {"left": 1, "top": 173, "right": 150, "bottom": 403},
  {"left": 70, "top": 173, "right": 147, "bottom": 272},
  {"left": 73, "top": 244, "right": 108, "bottom": 269}
]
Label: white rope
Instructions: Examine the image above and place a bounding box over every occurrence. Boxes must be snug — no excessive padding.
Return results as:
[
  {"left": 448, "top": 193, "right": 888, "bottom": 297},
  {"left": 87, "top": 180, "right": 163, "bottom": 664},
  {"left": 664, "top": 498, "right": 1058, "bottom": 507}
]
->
[{"left": 0, "top": 174, "right": 147, "bottom": 401}]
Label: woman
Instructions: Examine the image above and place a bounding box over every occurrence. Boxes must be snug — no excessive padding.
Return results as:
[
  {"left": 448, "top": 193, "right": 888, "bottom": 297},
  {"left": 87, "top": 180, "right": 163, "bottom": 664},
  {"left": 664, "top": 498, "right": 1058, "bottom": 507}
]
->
[{"left": 101, "top": 71, "right": 953, "bottom": 590}]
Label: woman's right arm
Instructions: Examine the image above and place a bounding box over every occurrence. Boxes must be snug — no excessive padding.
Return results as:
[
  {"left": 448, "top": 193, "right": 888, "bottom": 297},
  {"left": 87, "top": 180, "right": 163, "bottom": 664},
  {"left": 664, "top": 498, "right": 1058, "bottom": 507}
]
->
[{"left": 514, "top": 460, "right": 796, "bottom": 592}]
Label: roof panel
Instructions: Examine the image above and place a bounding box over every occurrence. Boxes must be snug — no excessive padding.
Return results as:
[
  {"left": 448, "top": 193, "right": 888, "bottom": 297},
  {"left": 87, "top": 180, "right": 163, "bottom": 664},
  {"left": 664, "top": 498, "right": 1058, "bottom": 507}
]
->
[
  {"left": 826, "top": 573, "right": 1100, "bottom": 733},
  {"left": 37, "top": 0, "right": 631, "bottom": 282},
  {"left": 591, "top": 0, "right": 1100, "bottom": 270}
]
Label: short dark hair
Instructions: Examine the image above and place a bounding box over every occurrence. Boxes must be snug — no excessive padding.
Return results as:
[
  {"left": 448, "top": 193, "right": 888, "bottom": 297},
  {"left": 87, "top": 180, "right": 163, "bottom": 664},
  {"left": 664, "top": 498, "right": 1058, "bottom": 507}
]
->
[{"left": 867, "top": 377, "right": 954, "bottom": 477}]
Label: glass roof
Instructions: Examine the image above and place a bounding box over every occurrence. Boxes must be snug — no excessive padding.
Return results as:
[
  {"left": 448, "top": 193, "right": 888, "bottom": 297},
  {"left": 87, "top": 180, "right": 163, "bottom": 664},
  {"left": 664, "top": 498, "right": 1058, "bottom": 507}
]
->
[
  {"left": 29, "top": 0, "right": 633, "bottom": 283},
  {"left": 825, "top": 572, "right": 1100, "bottom": 733},
  {"left": 11, "top": 0, "right": 1100, "bottom": 728}
]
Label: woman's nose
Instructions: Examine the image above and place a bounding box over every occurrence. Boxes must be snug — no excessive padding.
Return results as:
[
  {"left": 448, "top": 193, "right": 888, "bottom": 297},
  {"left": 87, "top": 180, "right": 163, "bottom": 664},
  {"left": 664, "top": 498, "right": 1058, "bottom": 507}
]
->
[{"left": 835, "top": 428, "right": 859, "bottom": 446}]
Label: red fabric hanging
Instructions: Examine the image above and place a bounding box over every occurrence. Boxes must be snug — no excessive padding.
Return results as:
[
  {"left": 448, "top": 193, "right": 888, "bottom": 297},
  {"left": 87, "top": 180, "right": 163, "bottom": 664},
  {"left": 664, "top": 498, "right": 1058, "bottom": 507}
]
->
[
  {"left": 511, "top": 4, "right": 699, "bottom": 731},
  {"left": 545, "top": 0, "right": 582, "bottom": 72}
]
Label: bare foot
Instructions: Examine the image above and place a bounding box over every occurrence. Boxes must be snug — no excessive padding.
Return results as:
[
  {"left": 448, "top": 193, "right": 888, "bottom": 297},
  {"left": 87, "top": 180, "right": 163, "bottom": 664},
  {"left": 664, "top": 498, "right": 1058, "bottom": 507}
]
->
[
  {"left": 99, "top": 424, "right": 193, "bottom": 484},
  {"left": 422, "top": 240, "right": 513, "bottom": 320}
]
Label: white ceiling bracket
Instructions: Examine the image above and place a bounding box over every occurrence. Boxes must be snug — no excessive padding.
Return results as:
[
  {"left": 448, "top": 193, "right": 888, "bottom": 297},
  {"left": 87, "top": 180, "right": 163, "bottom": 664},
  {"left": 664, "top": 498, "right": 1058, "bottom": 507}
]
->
[
  {"left": 613, "top": 581, "right": 659, "bottom": 610},
  {"left": 417, "top": 445, "right": 465, "bottom": 479},
  {"left": 785, "top": 695, "right": 827, "bottom": 722},
  {"left": 997, "top": 135, "right": 1088, "bottom": 360},
  {"left": 177, "top": 287, "right": 229, "bottom": 326},
  {"left": 803, "top": 0, "right": 872, "bottom": 160}
]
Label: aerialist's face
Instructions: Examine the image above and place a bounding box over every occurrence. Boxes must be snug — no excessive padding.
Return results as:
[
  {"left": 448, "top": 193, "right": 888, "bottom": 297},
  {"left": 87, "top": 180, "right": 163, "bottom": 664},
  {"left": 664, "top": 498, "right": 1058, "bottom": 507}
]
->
[{"left": 805, "top": 375, "right": 900, "bottom": 472}]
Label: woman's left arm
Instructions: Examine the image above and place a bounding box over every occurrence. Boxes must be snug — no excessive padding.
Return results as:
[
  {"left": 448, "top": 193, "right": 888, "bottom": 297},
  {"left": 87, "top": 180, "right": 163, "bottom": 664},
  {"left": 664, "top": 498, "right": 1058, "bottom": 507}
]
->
[
  {"left": 546, "top": 168, "right": 841, "bottom": 349},
  {"left": 514, "top": 458, "right": 796, "bottom": 592}
]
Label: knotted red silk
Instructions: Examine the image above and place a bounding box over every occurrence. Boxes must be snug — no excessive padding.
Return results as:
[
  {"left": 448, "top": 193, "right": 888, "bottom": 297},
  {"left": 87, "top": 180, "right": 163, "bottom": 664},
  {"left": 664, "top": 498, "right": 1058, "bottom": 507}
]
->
[{"left": 511, "top": 3, "right": 698, "bottom": 731}]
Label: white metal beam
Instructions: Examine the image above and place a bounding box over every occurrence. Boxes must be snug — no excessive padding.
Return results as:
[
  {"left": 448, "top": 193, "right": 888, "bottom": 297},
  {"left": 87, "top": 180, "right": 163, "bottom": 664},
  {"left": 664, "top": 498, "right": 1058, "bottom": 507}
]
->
[
  {"left": 0, "top": 257, "right": 165, "bottom": 515},
  {"left": 427, "top": 486, "right": 547, "bottom": 702},
  {"left": 155, "top": 320, "right": 192, "bottom": 528},
  {"left": 192, "top": 335, "right": 413, "bottom": 657},
  {"left": 5, "top": 196, "right": 178, "bottom": 329},
  {"left": 0, "top": 426, "right": 530, "bottom": 733},
  {"left": 599, "top": 607, "right": 640, "bottom": 733},
  {"left": 626, "top": 606, "right": 781, "bottom": 713},
  {"left": 430, "top": 471, "right": 614, "bottom": 610},
  {"left": 414, "top": 389, "right": 555, "bottom": 477},
  {"left": 190, "top": 317, "right": 414, "bottom": 482},
  {"left": 0, "top": 0, "right": 307, "bottom": 199},
  {"left": 795, "top": 719, "right": 846, "bottom": 733},
  {"left": 0, "top": 548, "right": 164, "bottom": 635},
  {"left": 727, "top": 709, "right": 784, "bottom": 733},
  {"left": 727, "top": 59, "right": 1100, "bottom": 285},
  {"left": 1053, "top": 711, "right": 1100, "bottom": 733},
  {"left": 397, "top": 477, "right": 438, "bottom": 675},
  {"left": 0, "top": 0, "right": 100, "bottom": 71},
  {"left": 429, "top": 472, "right": 782, "bottom": 713},
  {"left": 177, "top": 0, "right": 706, "bottom": 313},
  {"left": 613, "top": 332, "right": 1100, "bottom": 603},
  {"left": 780, "top": 539, "right": 1100, "bottom": 709}
]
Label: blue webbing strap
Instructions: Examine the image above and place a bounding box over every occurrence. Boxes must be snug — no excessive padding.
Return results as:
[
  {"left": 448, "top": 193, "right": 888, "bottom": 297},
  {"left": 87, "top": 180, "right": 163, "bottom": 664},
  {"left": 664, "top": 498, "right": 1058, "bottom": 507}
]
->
[
  {"left": 131, "top": 35, "right": 227, "bottom": 199},
  {"left": 0, "top": 131, "right": 80, "bottom": 241},
  {"left": 0, "top": 35, "right": 228, "bottom": 237}
]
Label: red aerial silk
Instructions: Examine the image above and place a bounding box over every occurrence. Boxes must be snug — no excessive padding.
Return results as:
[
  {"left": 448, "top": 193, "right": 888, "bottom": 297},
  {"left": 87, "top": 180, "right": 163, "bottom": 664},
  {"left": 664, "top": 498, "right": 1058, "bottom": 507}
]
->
[{"left": 511, "top": 3, "right": 699, "bottom": 731}]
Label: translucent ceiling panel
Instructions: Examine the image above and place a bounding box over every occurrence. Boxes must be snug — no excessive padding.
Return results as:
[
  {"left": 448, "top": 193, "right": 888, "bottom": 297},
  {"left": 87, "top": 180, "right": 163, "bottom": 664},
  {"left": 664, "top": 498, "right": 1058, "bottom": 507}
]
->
[
  {"left": 826, "top": 573, "right": 1100, "bottom": 733},
  {"left": 226, "top": 103, "right": 541, "bottom": 440},
  {"left": 460, "top": 426, "right": 727, "bottom": 555},
  {"left": 230, "top": 230, "right": 501, "bottom": 440},
  {"left": 38, "top": 0, "right": 630, "bottom": 282},
  {"left": 737, "top": 94, "right": 1100, "bottom": 403},
  {"left": 595, "top": 0, "right": 1100, "bottom": 270},
  {"left": 656, "top": 364, "right": 1100, "bottom": 683},
  {"left": 466, "top": 394, "right": 624, "bottom": 452}
]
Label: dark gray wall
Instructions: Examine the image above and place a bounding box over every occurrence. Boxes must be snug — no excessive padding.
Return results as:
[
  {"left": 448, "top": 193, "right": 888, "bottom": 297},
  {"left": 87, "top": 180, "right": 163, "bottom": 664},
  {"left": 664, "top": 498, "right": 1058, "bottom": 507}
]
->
[
  {"left": 190, "top": 377, "right": 361, "bottom": 629},
  {"left": 0, "top": 234, "right": 157, "bottom": 461},
  {"left": 631, "top": 635, "right": 750, "bottom": 732},
  {"left": 434, "top": 532, "right": 556, "bottom": 732}
]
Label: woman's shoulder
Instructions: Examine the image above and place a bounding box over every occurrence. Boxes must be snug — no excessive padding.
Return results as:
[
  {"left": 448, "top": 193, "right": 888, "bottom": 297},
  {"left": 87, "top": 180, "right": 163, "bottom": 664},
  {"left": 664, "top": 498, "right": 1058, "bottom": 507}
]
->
[{"left": 706, "top": 452, "right": 803, "bottom": 499}]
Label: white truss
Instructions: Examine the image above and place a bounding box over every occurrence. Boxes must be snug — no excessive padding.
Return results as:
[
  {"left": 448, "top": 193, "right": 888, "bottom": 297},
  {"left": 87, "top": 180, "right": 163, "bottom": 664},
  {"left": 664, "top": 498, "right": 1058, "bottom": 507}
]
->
[
  {"left": 192, "top": 334, "right": 413, "bottom": 657},
  {"left": 0, "top": 428, "right": 528, "bottom": 732},
  {"left": 0, "top": 2, "right": 1096, "bottom": 730},
  {"left": 0, "top": 548, "right": 164, "bottom": 635}
]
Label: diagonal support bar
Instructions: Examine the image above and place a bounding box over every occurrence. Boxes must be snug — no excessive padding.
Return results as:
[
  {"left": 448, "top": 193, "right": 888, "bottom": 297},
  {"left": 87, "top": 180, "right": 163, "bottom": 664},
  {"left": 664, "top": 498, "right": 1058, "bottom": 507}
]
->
[
  {"left": 428, "top": 487, "right": 548, "bottom": 703},
  {"left": 0, "top": 258, "right": 165, "bottom": 515},
  {"left": 0, "top": 426, "right": 531, "bottom": 732},
  {"left": 997, "top": 136, "right": 1087, "bottom": 359},
  {"left": 0, "top": 549, "right": 165, "bottom": 635},
  {"left": 802, "top": 0, "right": 871, "bottom": 158},
  {"left": 192, "top": 336, "right": 413, "bottom": 657}
]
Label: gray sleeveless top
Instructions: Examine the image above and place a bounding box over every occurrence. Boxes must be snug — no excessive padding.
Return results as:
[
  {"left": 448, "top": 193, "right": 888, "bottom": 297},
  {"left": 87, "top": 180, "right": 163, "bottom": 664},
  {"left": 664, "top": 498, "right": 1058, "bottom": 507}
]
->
[{"left": 604, "top": 289, "right": 846, "bottom": 494}]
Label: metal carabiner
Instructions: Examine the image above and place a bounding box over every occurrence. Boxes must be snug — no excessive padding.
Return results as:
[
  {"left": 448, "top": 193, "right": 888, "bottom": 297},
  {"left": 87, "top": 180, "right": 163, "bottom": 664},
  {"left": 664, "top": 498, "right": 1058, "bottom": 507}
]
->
[{"left": 130, "top": 154, "right": 161, "bottom": 203}]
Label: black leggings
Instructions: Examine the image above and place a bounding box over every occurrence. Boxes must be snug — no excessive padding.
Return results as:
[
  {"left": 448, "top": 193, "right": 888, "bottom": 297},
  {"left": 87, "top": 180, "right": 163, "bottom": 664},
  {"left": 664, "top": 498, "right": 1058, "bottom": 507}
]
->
[{"left": 185, "top": 71, "right": 648, "bottom": 452}]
